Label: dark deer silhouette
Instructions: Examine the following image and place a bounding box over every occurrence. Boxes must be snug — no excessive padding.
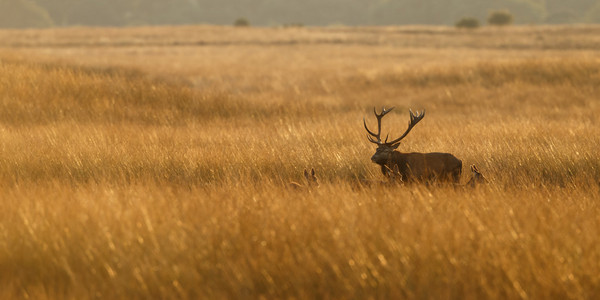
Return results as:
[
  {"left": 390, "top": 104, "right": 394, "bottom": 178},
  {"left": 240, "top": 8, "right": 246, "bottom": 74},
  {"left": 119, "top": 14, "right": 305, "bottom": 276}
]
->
[{"left": 364, "top": 107, "right": 462, "bottom": 183}]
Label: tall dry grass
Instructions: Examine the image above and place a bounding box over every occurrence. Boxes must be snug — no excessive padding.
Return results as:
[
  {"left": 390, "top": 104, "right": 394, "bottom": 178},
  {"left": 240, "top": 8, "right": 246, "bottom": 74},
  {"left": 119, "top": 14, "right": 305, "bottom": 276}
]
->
[{"left": 0, "top": 25, "right": 599, "bottom": 299}]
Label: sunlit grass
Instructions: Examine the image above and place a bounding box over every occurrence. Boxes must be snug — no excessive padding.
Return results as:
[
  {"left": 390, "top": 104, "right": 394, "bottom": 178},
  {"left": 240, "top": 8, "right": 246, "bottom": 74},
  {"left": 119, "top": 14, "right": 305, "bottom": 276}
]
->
[{"left": 0, "top": 25, "right": 599, "bottom": 299}]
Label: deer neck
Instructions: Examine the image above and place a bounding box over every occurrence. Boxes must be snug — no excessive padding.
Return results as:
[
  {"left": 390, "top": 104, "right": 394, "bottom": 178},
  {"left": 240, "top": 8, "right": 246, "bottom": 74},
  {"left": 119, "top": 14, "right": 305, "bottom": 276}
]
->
[
  {"left": 387, "top": 150, "right": 406, "bottom": 163},
  {"left": 385, "top": 151, "right": 409, "bottom": 171},
  {"left": 376, "top": 150, "right": 402, "bottom": 177}
]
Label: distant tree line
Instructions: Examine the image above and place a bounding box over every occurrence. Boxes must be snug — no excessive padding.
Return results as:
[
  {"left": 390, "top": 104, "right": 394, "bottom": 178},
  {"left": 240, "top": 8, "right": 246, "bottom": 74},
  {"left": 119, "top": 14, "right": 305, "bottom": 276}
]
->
[{"left": 2, "top": 0, "right": 600, "bottom": 28}]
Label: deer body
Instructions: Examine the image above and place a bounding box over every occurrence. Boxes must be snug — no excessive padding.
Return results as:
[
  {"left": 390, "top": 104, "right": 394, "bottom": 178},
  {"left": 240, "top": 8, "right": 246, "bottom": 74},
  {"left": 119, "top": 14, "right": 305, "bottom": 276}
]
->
[
  {"left": 365, "top": 107, "right": 462, "bottom": 184},
  {"left": 378, "top": 152, "right": 462, "bottom": 183}
]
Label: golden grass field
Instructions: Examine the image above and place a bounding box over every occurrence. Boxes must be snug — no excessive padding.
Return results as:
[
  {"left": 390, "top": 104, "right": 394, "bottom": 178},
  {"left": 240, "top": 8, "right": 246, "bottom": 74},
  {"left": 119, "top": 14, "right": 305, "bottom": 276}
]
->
[{"left": 0, "top": 24, "right": 599, "bottom": 299}]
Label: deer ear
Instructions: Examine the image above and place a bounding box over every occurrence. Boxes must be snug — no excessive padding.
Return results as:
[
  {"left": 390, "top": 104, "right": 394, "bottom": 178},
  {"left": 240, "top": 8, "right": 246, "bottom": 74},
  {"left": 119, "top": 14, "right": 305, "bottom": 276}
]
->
[
  {"left": 304, "top": 169, "right": 309, "bottom": 177},
  {"left": 311, "top": 168, "right": 315, "bottom": 176},
  {"left": 391, "top": 143, "right": 401, "bottom": 149}
]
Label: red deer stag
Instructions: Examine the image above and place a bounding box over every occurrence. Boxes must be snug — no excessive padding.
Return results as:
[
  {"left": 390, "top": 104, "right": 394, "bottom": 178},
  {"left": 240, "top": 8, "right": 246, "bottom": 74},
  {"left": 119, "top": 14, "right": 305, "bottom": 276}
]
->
[{"left": 364, "top": 107, "right": 462, "bottom": 183}]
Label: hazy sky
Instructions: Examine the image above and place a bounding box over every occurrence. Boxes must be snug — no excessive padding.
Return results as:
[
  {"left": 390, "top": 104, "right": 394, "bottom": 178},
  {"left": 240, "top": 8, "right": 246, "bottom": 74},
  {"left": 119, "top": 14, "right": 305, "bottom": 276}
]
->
[{"left": 1, "top": 0, "right": 599, "bottom": 28}]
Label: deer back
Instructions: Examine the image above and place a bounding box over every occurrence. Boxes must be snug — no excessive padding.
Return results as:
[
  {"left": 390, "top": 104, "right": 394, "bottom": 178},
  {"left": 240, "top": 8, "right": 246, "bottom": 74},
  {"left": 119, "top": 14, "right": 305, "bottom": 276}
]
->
[{"left": 388, "top": 151, "right": 462, "bottom": 183}]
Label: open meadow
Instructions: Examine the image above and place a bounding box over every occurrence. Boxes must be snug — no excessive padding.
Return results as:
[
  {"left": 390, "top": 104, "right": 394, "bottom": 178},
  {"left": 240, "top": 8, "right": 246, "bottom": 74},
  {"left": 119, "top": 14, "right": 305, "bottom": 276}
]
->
[{"left": 0, "top": 25, "right": 599, "bottom": 299}]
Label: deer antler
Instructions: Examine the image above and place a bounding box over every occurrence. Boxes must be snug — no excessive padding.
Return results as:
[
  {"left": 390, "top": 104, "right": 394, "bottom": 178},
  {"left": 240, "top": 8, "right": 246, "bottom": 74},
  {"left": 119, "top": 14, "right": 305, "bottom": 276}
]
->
[
  {"left": 363, "top": 106, "right": 395, "bottom": 145},
  {"left": 386, "top": 109, "right": 425, "bottom": 146},
  {"left": 364, "top": 107, "right": 425, "bottom": 146}
]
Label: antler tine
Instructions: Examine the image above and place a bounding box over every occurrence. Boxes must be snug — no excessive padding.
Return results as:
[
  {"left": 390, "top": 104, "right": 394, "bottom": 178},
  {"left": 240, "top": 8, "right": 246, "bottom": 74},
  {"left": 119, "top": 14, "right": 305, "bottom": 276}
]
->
[
  {"left": 381, "top": 106, "right": 395, "bottom": 113},
  {"left": 386, "top": 109, "right": 426, "bottom": 146},
  {"left": 366, "top": 135, "right": 378, "bottom": 144},
  {"left": 374, "top": 108, "right": 382, "bottom": 140},
  {"left": 378, "top": 106, "right": 395, "bottom": 117},
  {"left": 364, "top": 106, "right": 396, "bottom": 145},
  {"left": 363, "top": 118, "right": 378, "bottom": 138},
  {"left": 375, "top": 106, "right": 394, "bottom": 138},
  {"left": 409, "top": 109, "right": 425, "bottom": 124}
]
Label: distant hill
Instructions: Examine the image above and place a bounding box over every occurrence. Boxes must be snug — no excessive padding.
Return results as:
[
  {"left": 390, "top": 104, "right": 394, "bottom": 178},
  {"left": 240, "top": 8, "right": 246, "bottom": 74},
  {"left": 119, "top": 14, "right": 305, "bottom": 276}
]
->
[{"left": 1, "top": 0, "right": 599, "bottom": 28}]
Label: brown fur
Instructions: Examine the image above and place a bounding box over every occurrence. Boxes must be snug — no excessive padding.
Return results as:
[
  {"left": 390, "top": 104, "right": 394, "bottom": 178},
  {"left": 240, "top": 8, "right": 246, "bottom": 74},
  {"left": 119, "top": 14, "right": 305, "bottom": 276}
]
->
[
  {"left": 465, "top": 164, "right": 488, "bottom": 187},
  {"left": 374, "top": 150, "right": 462, "bottom": 183}
]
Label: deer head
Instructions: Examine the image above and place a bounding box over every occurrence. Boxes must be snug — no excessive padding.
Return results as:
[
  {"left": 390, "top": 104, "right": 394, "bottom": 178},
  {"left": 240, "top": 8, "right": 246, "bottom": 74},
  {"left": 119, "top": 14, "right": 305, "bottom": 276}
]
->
[
  {"left": 304, "top": 168, "right": 319, "bottom": 187},
  {"left": 466, "top": 165, "right": 488, "bottom": 187},
  {"left": 289, "top": 168, "right": 319, "bottom": 189},
  {"left": 364, "top": 107, "right": 425, "bottom": 165}
]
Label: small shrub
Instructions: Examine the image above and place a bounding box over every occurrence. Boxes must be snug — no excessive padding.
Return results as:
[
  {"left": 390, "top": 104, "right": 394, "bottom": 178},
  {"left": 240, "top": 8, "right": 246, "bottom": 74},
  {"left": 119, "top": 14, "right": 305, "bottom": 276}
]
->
[
  {"left": 455, "top": 17, "right": 480, "bottom": 29},
  {"left": 487, "top": 10, "right": 514, "bottom": 26},
  {"left": 234, "top": 18, "right": 250, "bottom": 27}
]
